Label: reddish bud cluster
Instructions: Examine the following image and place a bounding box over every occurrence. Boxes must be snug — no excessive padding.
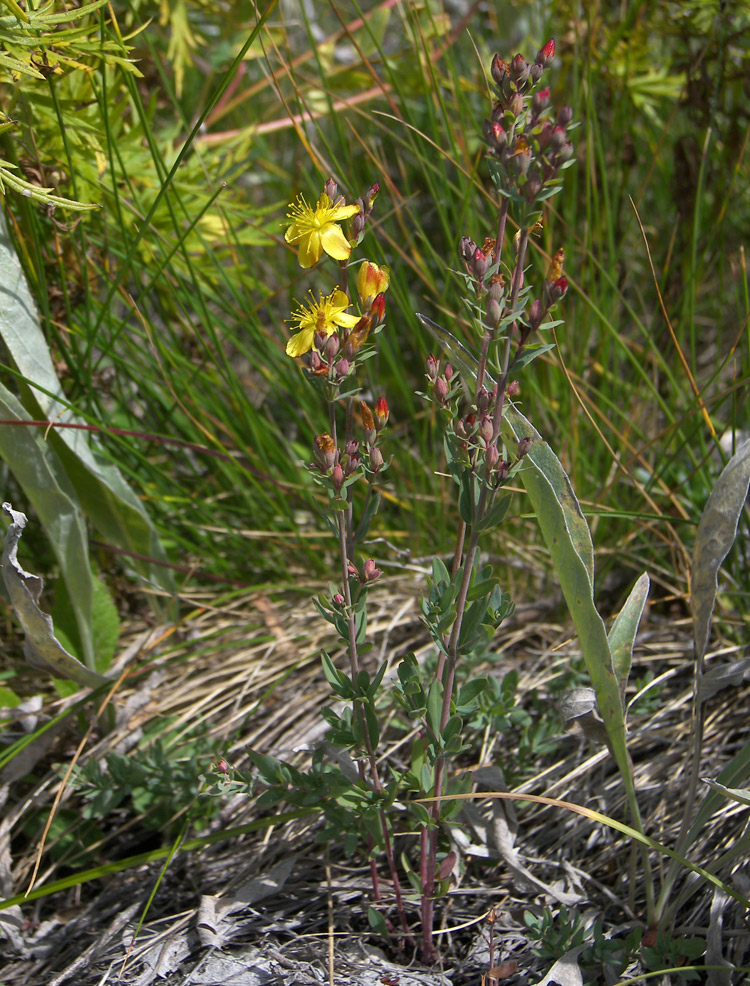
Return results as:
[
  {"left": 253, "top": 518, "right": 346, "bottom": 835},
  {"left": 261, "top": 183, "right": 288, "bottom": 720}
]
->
[{"left": 483, "top": 38, "right": 574, "bottom": 206}]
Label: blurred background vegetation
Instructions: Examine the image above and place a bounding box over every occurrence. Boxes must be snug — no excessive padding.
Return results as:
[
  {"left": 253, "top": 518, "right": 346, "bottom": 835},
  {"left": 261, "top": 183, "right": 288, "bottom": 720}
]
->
[{"left": 1, "top": 0, "right": 748, "bottom": 636}]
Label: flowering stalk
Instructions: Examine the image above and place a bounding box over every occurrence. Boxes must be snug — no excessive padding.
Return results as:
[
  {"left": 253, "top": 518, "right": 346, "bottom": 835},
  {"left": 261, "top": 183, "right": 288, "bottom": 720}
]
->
[
  {"left": 281, "top": 178, "right": 413, "bottom": 938},
  {"left": 417, "top": 38, "right": 574, "bottom": 961}
]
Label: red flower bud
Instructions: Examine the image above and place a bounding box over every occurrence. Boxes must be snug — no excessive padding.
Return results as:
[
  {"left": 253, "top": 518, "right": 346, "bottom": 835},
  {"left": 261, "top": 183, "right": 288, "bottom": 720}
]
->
[
  {"left": 532, "top": 87, "right": 550, "bottom": 115},
  {"left": 365, "top": 181, "right": 380, "bottom": 211},
  {"left": 425, "top": 353, "right": 440, "bottom": 381},
  {"left": 336, "top": 358, "right": 351, "bottom": 379},
  {"left": 332, "top": 463, "right": 344, "bottom": 490},
  {"left": 369, "top": 446, "right": 384, "bottom": 472},
  {"left": 374, "top": 396, "right": 389, "bottom": 429},
  {"left": 333, "top": 592, "right": 345, "bottom": 606},
  {"left": 490, "top": 54, "right": 508, "bottom": 89},
  {"left": 363, "top": 559, "right": 381, "bottom": 582},
  {"left": 557, "top": 105, "right": 573, "bottom": 127},
  {"left": 507, "top": 379, "right": 520, "bottom": 398},
  {"left": 473, "top": 246, "right": 489, "bottom": 279},
  {"left": 486, "top": 444, "right": 499, "bottom": 469},
  {"left": 370, "top": 292, "right": 386, "bottom": 323},
  {"left": 537, "top": 39, "right": 555, "bottom": 68},
  {"left": 434, "top": 378, "right": 449, "bottom": 403},
  {"left": 444, "top": 363, "right": 454, "bottom": 381},
  {"left": 550, "top": 125, "right": 567, "bottom": 151},
  {"left": 510, "top": 53, "right": 530, "bottom": 87},
  {"left": 517, "top": 436, "right": 532, "bottom": 458}
]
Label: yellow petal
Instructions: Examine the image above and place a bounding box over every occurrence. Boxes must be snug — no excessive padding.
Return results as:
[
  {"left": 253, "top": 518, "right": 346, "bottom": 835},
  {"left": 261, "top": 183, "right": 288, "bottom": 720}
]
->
[
  {"left": 319, "top": 225, "right": 352, "bottom": 261},
  {"left": 331, "top": 202, "right": 360, "bottom": 220},
  {"left": 334, "top": 311, "right": 361, "bottom": 329},
  {"left": 286, "top": 328, "right": 314, "bottom": 357},
  {"left": 298, "top": 233, "right": 321, "bottom": 269}
]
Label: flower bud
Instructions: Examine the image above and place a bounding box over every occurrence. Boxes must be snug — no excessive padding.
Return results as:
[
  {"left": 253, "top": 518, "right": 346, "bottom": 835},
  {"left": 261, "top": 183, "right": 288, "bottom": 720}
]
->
[
  {"left": 309, "top": 350, "right": 324, "bottom": 373},
  {"left": 488, "top": 274, "right": 505, "bottom": 302},
  {"left": 525, "top": 175, "right": 542, "bottom": 202},
  {"left": 557, "top": 141, "right": 575, "bottom": 164},
  {"left": 363, "top": 559, "right": 381, "bottom": 582},
  {"left": 496, "top": 459, "right": 509, "bottom": 482},
  {"left": 357, "top": 261, "right": 390, "bottom": 308},
  {"left": 369, "top": 446, "right": 384, "bottom": 472},
  {"left": 374, "top": 396, "right": 389, "bottom": 430},
  {"left": 343, "top": 451, "right": 360, "bottom": 476},
  {"left": 459, "top": 236, "right": 477, "bottom": 263},
  {"left": 550, "top": 125, "right": 567, "bottom": 151},
  {"left": 425, "top": 353, "right": 440, "bottom": 382},
  {"left": 483, "top": 119, "right": 507, "bottom": 153},
  {"left": 444, "top": 363, "right": 454, "bottom": 381},
  {"left": 365, "top": 181, "right": 380, "bottom": 212},
  {"left": 345, "top": 439, "right": 360, "bottom": 458},
  {"left": 333, "top": 592, "right": 345, "bottom": 606},
  {"left": 370, "top": 292, "right": 386, "bottom": 324},
  {"left": 517, "top": 436, "right": 532, "bottom": 458},
  {"left": 347, "top": 314, "right": 372, "bottom": 351},
  {"left": 487, "top": 297, "right": 503, "bottom": 327},
  {"left": 507, "top": 379, "right": 520, "bottom": 398},
  {"left": 510, "top": 53, "right": 530, "bottom": 87},
  {"left": 529, "top": 63, "right": 543, "bottom": 85},
  {"left": 323, "top": 177, "right": 338, "bottom": 202},
  {"left": 336, "top": 358, "right": 351, "bottom": 379},
  {"left": 348, "top": 562, "right": 358, "bottom": 578},
  {"left": 313, "top": 329, "right": 328, "bottom": 352},
  {"left": 532, "top": 87, "right": 550, "bottom": 116},
  {"left": 472, "top": 247, "right": 489, "bottom": 279},
  {"left": 360, "top": 402, "right": 375, "bottom": 432},
  {"left": 486, "top": 443, "right": 499, "bottom": 469},
  {"left": 557, "top": 105, "right": 573, "bottom": 127},
  {"left": 537, "top": 39, "right": 555, "bottom": 68},
  {"left": 509, "top": 92, "right": 524, "bottom": 118},
  {"left": 547, "top": 276, "right": 568, "bottom": 303},
  {"left": 434, "top": 378, "right": 449, "bottom": 404},
  {"left": 537, "top": 120, "right": 553, "bottom": 151},
  {"left": 511, "top": 142, "right": 532, "bottom": 176},
  {"left": 324, "top": 333, "right": 340, "bottom": 361},
  {"left": 490, "top": 54, "right": 508, "bottom": 90},
  {"left": 332, "top": 463, "right": 345, "bottom": 491},
  {"left": 528, "top": 298, "right": 543, "bottom": 330},
  {"left": 479, "top": 415, "right": 494, "bottom": 444},
  {"left": 351, "top": 199, "right": 366, "bottom": 238},
  {"left": 314, "top": 433, "right": 337, "bottom": 471}
]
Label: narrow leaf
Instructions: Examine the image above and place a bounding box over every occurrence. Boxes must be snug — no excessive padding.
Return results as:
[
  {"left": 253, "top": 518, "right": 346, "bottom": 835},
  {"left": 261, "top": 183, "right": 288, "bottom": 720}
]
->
[
  {"left": 608, "top": 573, "right": 650, "bottom": 701},
  {"left": 1, "top": 504, "right": 108, "bottom": 690},
  {"left": 691, "top": 440, "right": 750, "bottom": 663}
]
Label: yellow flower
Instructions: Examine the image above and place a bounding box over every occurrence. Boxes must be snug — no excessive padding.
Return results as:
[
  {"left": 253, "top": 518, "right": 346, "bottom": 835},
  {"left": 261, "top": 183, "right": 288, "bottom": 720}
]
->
[
  {"left": 285, "top": 192, "right": 360, "bottom": 269},
  {"left": 356, "top": 261, "right": 390, "bottom": 308},
  {"left": 286, "top": 288, "right": 360, "bottom": 358}
]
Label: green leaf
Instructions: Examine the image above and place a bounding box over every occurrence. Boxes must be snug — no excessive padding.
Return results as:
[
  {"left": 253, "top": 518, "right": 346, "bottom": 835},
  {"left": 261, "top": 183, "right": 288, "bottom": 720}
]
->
[
  {"left": 691, "top": 440, "right": 750, "bottom": 665},
  {"left": 426, "top": 678, "right": 443, "bottom": 736},
  {"left": 476, "top": 494, "right": 511, "bottom": 531},
  {"left": 321, "top": 652, "right": 353, "bottom": 699},
  {"left": 458, "top": 468, "right": 476, "bottom": 525},
  {"left": 354, "top": 491, "right": 381, "bottom": 545},
  {"left": 0, "top": 212, "right": 173, "bottom": 610},
  {"left": 1, "top": 504, "right": 108, "bottom": 690},
  {"left": 501, "top": 404, "right": 630, "bottom": 784},
  {"left": 367, "top": 905, "right": 389, "bottom": 936},
  {"left": 608, "top": 573, "right": 650, "bottom": 702}
]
